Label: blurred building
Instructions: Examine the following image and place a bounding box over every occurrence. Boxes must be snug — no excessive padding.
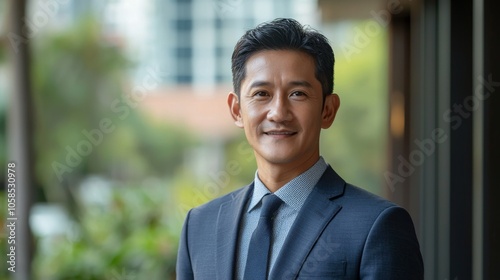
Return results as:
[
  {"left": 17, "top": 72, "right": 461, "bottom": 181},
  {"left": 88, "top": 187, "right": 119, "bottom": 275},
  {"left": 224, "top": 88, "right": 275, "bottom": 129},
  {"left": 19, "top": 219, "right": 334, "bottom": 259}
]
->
[{"left": 56, "top": 0, "right": 320, "bottom": 87}]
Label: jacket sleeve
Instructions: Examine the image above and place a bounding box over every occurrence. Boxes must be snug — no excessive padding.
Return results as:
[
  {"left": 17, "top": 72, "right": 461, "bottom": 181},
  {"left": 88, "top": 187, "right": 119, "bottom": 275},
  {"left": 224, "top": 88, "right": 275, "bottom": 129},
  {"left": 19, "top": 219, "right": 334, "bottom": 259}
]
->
[
  {"left": 176, "top": 209, "right": 194, "bottom": 280},
  {"left": 359, "top": 206, "right": 424, "bottom": 280}
]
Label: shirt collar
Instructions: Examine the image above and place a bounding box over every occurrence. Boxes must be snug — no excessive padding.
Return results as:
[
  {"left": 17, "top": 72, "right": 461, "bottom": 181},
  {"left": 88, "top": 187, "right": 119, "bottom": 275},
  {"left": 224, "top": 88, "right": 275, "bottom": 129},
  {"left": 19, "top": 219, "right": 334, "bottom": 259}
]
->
[{"left": 248, "top": 157, "right": 328, "bottom": 213}]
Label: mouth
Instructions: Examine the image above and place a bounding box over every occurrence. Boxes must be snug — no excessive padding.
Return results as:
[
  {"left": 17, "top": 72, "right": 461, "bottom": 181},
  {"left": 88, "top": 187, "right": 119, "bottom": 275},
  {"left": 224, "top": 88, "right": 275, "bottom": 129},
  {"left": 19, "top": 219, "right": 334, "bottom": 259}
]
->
[{"left": 264, "top": 130, "right": 297, "bottom": 136}]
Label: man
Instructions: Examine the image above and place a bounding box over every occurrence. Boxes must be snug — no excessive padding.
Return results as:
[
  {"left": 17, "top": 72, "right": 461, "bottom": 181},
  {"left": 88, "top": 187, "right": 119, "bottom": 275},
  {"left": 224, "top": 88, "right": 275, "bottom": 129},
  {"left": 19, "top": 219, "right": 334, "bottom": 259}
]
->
[{"left": 176, "top": 18, "right": 424, "bottom": 279}]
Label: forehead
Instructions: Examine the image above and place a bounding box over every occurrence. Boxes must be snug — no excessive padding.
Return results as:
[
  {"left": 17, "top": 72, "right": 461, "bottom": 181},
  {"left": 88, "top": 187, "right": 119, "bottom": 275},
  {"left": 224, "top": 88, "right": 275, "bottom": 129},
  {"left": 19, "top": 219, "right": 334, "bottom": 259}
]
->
[{"left": 242, "top": 50, "right": 319, "bottom": 88}]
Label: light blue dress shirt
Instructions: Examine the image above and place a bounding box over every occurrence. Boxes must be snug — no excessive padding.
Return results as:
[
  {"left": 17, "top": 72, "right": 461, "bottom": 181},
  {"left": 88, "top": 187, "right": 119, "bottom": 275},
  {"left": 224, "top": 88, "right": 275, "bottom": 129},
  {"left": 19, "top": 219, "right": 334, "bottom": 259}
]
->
[{"left": 235, "top": 157, "right": 328, "bottom": 279}]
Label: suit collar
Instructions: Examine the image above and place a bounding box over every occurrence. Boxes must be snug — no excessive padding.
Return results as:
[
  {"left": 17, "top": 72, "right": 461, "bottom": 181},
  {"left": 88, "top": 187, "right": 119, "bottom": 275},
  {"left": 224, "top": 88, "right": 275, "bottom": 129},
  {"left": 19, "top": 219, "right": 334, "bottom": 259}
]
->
[
  {"left": 270, "top": 166, "right": 346, "bottom": 279},
  {"left": 313, "top": 164, "right": 345, "bottom": 199},
  {"left": 215, "top": 183, "right": 253, "bottom": 280}
]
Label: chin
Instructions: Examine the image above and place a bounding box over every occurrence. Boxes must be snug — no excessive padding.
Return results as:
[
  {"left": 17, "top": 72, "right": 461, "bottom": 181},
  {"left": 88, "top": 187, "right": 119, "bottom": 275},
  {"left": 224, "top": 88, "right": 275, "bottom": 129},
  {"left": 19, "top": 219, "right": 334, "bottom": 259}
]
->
[{"left": 260, "top": 153, "right": 297, "bottom": 165}]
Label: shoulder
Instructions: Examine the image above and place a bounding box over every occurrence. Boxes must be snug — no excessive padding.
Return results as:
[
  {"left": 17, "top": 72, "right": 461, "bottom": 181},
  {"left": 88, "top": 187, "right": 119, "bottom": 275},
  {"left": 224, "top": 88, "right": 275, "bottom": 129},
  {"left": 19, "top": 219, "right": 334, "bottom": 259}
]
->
[
  {"left": 316, "top": 166, "right": 403, "bottom": 222},
  {"left": 340, "top": 184, "right": 399, "bottom": 211},
  {"left": 343, "top": 183, "right": 397, "bottom": 209},
  {"left": 319, "top": 165, "right": 397, "bottom": 210},
  {"left": 335, "top": 183, "right": 411, "bottom": 227}
]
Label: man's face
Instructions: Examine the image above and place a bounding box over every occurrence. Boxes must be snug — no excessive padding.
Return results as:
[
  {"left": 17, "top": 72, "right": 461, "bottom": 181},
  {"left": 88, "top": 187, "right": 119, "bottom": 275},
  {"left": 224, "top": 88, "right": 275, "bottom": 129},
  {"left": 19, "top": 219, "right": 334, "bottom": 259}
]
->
[{"left": 228, "top": 50, "right": 340, "bottom": 169}]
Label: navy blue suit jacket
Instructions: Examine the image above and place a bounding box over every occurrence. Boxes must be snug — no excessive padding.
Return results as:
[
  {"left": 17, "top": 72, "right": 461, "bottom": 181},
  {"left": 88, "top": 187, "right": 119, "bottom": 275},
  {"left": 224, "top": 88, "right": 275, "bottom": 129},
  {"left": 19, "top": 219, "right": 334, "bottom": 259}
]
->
[{"left": 176, "top": 166, "right": 424, "bottom": 279}]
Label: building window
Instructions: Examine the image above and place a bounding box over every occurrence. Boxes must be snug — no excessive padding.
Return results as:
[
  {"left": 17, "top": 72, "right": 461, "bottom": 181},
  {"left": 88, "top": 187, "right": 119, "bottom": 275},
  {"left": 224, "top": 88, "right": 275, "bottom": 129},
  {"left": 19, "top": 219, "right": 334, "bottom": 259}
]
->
[
  {"left": 176, "top": 47, "right": 192, "bottom": 58},
  {"left": 176, "top": 19, "right": 192, "bottom": 31}
]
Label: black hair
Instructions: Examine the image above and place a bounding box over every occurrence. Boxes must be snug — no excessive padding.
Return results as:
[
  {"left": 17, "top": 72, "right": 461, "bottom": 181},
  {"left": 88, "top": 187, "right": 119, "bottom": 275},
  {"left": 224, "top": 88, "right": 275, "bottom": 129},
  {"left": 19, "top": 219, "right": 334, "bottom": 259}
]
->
[{"left": 231, "top": 18, "right": 334, "bottom": 98}]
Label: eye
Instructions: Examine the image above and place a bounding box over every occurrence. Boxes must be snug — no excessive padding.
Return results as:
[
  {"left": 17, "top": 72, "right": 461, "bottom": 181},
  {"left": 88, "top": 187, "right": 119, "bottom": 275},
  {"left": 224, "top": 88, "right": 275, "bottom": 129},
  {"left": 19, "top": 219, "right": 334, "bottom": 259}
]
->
[
  {"left": 290, "top": 91, "right": 307, "bottom": 99},
  {"left": 253, "top": 91, "right": 269, "bottom": 97}
]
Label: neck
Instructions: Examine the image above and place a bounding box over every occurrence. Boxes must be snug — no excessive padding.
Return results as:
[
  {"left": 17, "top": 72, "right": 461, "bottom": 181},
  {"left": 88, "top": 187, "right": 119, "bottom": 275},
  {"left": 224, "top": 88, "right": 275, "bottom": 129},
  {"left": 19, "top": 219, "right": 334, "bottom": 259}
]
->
[{"left": 256, "top": 154, "right": 320, "bottom": 192}]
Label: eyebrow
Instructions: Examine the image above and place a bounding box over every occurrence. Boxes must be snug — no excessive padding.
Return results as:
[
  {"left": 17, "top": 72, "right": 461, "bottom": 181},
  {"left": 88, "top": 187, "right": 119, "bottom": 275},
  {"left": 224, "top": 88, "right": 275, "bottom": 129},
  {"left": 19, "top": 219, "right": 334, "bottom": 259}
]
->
[
  {"left": 248, "top": 80, "right": 313, "bottom": 89},
  {"left": 289, "top": 80, "right": 313, "bottom": 88},
  {"left": 248, "top": 80, "right": 272, "bottom": 89}
]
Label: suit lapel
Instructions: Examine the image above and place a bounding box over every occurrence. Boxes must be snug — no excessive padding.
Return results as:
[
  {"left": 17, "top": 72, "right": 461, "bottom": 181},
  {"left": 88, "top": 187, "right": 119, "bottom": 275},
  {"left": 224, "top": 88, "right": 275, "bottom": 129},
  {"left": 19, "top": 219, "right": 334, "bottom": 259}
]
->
[
  {"left": 215, "top": 184, "right": 253, "bottom": 280},
  {"left": 270, "top": 166, "right": 346, "bottom": 279}
]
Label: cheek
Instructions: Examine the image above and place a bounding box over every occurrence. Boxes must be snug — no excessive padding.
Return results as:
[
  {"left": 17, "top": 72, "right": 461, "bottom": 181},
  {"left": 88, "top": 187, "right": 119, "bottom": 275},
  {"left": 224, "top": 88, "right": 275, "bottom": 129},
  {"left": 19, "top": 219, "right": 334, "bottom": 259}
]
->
[
  {"left": 245, "top": 103, "right": 264, "bottom": 117},
  {"left": 299, "top": 108, "right": 323, "bottom": 125},
  {"left": 241, "top": 115, "right": 259, "bottom": 136},
  {"left": 243, "top": 106, "right": 265, "bottom": 126}
]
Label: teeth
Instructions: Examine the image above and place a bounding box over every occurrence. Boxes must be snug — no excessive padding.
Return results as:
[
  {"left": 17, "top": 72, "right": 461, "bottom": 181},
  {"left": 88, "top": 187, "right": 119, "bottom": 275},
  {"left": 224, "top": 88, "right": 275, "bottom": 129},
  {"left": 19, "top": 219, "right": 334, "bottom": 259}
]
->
[{"left": 267, "top": 131, "right": 294, "bottom": 135}]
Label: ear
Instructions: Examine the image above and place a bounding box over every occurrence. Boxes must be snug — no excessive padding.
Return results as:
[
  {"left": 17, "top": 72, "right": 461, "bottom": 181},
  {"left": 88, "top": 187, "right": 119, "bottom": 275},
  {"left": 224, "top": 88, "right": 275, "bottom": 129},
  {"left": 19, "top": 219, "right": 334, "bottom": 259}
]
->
[
  {"left": 227, "top": 92, "right": 244, "bottom": 128},
  {"left": 321, "top": 93, "right": 340, "bottom": 129}
]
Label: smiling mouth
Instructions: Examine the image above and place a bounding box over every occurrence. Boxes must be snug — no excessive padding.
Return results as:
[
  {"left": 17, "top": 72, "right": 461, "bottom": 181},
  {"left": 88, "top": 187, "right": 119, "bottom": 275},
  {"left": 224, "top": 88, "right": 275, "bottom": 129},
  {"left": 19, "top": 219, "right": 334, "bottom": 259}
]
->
[{"left": 264, "top": 131, "right": 297, "bottom": 136}]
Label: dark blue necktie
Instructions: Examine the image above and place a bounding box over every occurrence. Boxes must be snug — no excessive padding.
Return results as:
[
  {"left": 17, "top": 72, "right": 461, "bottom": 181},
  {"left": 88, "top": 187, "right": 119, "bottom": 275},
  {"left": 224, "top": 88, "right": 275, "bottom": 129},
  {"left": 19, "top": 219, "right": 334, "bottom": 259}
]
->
[{"left": 243, "top": 194, "right": 283, "bottom": 280}]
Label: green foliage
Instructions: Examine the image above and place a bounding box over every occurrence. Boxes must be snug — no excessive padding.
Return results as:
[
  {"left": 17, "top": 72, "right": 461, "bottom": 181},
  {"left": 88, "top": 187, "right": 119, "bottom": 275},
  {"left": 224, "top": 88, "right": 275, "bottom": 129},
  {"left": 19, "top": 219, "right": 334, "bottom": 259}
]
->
[
  {"left": 32, "top": 17, "right": 196, "bottom": 202},
  {"left": 223, "top": 135, "right": 257, "bottom": 188},
  {"left": 33, "top": 184, "right": 178, "bottom": 280},
  {"left": 32, "top": 17, "right": 130, "bottom": 197},
  {"left": 321, "top": 20, "right": 388, "bottom": 195},
  {"left": 0, "top": 41, "right": 5, "bottom": 63}
]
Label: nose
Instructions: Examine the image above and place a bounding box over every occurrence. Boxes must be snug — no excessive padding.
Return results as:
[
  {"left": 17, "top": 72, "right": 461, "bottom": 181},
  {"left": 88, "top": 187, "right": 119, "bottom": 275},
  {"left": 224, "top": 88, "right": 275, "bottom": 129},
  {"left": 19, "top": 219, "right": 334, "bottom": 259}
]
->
[{"left": 267, "top": 94, "right": 292, "bottom": 123}]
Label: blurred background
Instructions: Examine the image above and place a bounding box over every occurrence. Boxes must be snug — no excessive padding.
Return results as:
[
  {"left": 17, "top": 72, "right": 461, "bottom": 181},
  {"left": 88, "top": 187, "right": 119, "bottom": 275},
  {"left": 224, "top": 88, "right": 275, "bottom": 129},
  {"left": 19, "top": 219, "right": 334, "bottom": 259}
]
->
[{"left": 1, "top": 0, "right": 499, "bottom": 279}]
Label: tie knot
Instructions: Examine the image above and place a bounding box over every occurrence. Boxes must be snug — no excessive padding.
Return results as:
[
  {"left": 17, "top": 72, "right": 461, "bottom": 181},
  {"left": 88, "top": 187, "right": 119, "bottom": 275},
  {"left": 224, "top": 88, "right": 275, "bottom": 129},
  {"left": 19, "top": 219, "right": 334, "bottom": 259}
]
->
[{"left": 260, "top": 194, "right": 283, "bottom": 218}]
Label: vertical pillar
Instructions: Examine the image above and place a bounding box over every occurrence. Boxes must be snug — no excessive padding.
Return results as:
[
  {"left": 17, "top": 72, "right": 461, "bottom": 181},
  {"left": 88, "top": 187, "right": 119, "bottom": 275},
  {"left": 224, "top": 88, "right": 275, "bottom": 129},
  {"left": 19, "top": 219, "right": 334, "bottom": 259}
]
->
[{"left": 7, "top": 0, "right": 35, "bottom": 279}]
